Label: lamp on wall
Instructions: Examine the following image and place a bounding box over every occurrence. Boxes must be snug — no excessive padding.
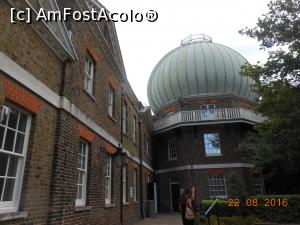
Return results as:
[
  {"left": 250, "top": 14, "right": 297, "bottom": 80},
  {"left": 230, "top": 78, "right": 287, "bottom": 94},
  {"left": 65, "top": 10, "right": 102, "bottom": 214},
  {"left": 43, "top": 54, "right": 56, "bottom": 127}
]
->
[{"left": 114, "top": 144, "right": 127, "bottom": 167}]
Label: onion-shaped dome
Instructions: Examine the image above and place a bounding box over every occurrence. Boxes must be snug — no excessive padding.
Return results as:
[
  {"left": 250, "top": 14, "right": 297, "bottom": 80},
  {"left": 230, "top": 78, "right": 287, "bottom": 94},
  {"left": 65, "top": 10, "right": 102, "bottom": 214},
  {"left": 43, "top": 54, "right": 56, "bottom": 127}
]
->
[{"left": 147, "top": 34, "right": 256, "bottom": 112}]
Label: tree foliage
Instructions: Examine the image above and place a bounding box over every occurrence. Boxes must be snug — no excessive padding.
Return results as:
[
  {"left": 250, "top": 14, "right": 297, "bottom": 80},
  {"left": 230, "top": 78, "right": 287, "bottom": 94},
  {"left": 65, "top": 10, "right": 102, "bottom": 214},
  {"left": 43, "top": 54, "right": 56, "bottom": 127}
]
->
[{"left": 237, "top": 0, "right": 300, "bottom": 194}]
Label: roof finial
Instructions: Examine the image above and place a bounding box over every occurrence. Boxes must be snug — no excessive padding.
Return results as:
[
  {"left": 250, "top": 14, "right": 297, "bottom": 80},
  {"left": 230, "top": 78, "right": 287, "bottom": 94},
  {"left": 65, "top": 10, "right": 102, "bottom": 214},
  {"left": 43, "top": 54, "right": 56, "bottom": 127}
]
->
[{"left": 181, "top": 34, "right": 212, "bottom": 46}]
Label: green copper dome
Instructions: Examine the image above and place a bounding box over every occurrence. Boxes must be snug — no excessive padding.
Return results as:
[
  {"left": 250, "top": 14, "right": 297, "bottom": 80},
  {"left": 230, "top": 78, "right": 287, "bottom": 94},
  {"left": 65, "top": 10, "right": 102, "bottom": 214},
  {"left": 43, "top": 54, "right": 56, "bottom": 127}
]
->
[{"left": 147, "top": 35, "right": 257, "bottom": 111}]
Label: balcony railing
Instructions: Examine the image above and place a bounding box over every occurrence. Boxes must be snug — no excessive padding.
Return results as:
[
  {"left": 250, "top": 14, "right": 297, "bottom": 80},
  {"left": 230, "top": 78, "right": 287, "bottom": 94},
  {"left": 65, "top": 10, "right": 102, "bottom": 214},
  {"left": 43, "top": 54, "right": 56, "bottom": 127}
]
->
[{"left": 153, "top": 107, "right": 264, "bottom": 132}]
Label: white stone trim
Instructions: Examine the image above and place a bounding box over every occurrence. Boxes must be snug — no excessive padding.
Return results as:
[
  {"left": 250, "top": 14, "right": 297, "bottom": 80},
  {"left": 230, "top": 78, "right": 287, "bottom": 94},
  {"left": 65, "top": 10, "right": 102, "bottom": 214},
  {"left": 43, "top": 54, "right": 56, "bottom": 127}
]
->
[
  {"left": 123, "top": 148, "right": 154, "bottom": 172},
  {"left": 156, "top": 163, "right": 254, "bottom": 174},
  {"left": 0, "top": 51, "right": 60, "bottom": 107},
  {"left": 0, "top": 212, "right": 28, "bottom": 221},
  {"left": 0, "top": 50, "right": 154, "bottom": 171}
]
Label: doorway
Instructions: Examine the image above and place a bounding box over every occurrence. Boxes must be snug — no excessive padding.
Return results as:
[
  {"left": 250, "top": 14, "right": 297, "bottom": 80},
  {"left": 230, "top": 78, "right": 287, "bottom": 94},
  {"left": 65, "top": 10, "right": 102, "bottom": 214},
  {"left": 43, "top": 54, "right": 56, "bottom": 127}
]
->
[{"left": 170, "top": 178, "right": 180, "bottom": 212}]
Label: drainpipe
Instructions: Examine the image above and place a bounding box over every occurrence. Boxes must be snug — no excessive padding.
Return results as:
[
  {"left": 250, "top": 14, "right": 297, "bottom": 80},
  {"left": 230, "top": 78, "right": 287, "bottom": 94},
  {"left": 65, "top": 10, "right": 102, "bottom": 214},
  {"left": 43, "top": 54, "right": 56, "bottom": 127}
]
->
[
  {"left": 138, "top": 114, "right": 144, "bottom": 218},
  {"left": 47, "top": 60, "right": 69, "bottom": 225}
]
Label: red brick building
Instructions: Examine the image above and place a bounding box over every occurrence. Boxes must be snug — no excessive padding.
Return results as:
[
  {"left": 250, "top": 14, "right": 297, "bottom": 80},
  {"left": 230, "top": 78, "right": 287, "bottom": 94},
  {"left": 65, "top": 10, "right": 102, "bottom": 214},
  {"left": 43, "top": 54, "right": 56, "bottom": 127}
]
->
[{"left": 0, "top": 0, "right": 153, "bottom": 224}]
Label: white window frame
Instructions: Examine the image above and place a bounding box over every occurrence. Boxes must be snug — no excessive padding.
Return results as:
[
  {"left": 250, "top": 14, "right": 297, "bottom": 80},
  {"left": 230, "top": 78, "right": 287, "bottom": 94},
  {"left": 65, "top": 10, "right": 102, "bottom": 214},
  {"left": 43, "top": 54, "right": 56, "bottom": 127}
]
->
[
  {"left": 76, "top": 140, "right": 89, "bottom": 207},
  {"left": 122, "top": 165, "right": 127, "bottom": 203},
  {"left": 104, "top": 156, "right": 112, "bottom": 205},
  {"left": 252, "top": 173, "right": 264, "bottom": 195},
  {"left": 208, "top": 173, "right": 227, "bottom": 198},
  {"left": 0, "top": 104, "right": 31, "bottom": 214},
  {"left": 168, "top": 138, "right": 177, "bottom": 160},
  {"left": 204, "top": 133, "right": 221, "bottom": 156},
  {"left": 108, "top": 85, "right": 115, "bottom": 118},
  {"left": 122, "top": 102, "right": 128, "bottom": 134},
  {"left": 133, "top": 170, "right": 137, "bottom": 202},
  {"left": 84, "top": 54, "right": 95, "bottom": 95}
]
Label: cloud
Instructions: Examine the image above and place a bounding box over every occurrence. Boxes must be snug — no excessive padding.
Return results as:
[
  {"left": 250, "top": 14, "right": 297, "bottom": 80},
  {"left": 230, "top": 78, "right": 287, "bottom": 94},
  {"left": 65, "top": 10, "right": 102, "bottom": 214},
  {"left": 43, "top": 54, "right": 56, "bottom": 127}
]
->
[{"left": 99, "top": 0, "right": 270, "bottom": 105}]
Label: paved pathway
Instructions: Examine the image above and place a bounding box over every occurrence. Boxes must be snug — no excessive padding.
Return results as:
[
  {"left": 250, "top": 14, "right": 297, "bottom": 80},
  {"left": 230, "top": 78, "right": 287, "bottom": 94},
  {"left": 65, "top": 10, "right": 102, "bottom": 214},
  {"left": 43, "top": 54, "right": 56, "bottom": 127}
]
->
[{"left": 133, "top": 214, "right": 182, "bottom": 225}]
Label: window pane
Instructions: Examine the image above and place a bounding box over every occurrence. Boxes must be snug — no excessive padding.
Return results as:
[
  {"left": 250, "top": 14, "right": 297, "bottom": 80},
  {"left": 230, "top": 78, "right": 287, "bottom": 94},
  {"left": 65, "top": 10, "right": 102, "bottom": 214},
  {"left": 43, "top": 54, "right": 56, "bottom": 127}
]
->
[
  {"left": 82, "top": 145, "right": 86, "bottom": 157},
  {"left": 77, "top": 155, "right": 82, "bottom": 169},
  {"left": 8, "top": 109, "right": 19, "bottom": 129},
  {"left": 78, "top": 171, "right": 83, "bottom": 185},
  {"left": 4, "top": 129, "right": 16, "bottom": 152},
  {"left": 204, "top": 133, "right": 221, "bottom": 155},
  {"left": 77, "top": 185, "right": 82, "bottom": 199},
  {"left": 3, "top": 178, "right": 15, "bottom": 201},
  {"left": 82, "top": 156, "right": 86, "bottom": 169},
  {"left": 15, "top": 133, "right": 25, "bottom": 154},
  {"left": 1, "top": 106, "right": 9, "bottom": 125},
  {"left": 0, "top": 126, "right": 4, "bottom": 148},
  {"left": 0, "top": 178, "right": 4, "bottom": 199},
  {"left": 90, "top": 61, "right": 94, "bottom": 77},
  {"left": 85, "top": 58, "right": 89, "bottom": 74},
  {"left": 104, "top": 187, "right": 108, "bottom": 199},
  {"left": 18, "top": 113, "right": 27, "bottom": 132},
  {"left": 0, "top": 153, "right": 8, "bottom": 176},
  {"left": 7, "top": 155, "right": 18, "bottom": 177},
  {"left": 208, "top": 174, "right": 227, "bottom": 198}
]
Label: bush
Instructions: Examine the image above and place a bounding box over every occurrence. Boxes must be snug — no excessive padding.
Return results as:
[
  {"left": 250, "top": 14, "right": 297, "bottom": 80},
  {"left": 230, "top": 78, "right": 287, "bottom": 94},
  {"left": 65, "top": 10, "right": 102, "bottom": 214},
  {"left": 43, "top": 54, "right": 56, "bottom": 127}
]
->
[
  {"left": 201, "top": 195, "right": 300, "bottom": 223},
  {"left": 197, "top": 215, "right": 260, "bottom": 225},
  {"left": 220, "top": 216, "right": 260, "bottom": 225},
  {"left": 244, "top": 195, "right": 300, "bottom": 223}
]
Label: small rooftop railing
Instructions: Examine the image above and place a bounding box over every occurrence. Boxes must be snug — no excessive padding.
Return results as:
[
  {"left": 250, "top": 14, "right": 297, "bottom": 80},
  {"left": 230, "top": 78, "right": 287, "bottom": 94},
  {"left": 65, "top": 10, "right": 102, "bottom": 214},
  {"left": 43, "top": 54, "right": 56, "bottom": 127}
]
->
[{"left": 153, "top": 107, "right": 264, "bottom": 132}]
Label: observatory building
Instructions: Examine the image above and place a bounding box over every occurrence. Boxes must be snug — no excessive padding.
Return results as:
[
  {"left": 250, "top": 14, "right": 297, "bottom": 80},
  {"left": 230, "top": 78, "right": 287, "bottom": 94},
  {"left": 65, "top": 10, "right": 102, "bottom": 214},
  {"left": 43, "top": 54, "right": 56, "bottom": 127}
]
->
[{"left": 148, "top": 34, "right": 265, "bottom": 212}]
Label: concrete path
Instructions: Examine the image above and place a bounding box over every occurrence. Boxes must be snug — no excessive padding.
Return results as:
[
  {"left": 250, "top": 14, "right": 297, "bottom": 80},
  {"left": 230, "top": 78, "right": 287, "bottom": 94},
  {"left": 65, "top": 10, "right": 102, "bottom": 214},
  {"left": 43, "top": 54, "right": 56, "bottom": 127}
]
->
[{"left": 133, "top": 214, "right": 182, "bottom": 225}]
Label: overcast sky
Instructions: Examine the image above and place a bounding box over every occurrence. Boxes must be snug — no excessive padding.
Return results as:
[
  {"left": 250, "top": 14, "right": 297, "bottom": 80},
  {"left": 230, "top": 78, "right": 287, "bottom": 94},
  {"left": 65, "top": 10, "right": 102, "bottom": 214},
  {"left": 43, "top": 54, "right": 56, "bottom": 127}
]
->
[{"left": 99, "top": 0, "right": 270, "bottom": 105}]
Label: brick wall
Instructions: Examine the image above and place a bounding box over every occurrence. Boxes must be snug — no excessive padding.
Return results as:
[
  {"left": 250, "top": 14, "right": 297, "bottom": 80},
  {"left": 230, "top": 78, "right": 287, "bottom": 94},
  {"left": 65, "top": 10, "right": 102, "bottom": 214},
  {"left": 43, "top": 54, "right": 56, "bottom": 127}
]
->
[
  {"left": 0, "top": 75, "right": 57, "bottom": 225},
  {"left": 156, "top": 168, "right": 255, "bottom": 212},
  {"left": 153, "top": 122, "right": 255, "bottom": 212},
  {"left": 0, "top": 1, "right": 63, "bottom": 94},
  {"left": 153, "top": 123, "right": 251, "bottom": 171}
]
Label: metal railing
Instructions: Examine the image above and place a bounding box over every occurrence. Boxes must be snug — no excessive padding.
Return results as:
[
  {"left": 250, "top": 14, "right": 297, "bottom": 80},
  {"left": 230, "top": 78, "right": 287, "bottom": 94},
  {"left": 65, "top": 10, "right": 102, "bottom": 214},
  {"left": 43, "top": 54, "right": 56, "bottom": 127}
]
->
[
  {"left": 153, "top": 107, "right": 264, "bottom": 132},
  {"left": 205, "top": 198, "right": 220, "bottom": 225}
]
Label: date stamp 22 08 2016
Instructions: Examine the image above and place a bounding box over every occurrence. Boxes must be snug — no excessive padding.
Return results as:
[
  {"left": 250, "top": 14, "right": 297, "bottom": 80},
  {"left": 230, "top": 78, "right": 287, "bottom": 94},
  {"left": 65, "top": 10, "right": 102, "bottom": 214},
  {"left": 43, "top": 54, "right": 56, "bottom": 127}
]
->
[{"left": 227, "top": 198, "right": 289, "bottom": 207}]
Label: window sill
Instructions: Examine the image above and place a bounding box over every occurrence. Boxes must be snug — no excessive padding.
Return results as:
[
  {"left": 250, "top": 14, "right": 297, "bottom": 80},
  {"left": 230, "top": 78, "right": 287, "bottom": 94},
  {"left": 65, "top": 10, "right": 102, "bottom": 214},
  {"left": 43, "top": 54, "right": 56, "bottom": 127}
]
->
[
  {"left": 75, "top": 206, "right": 92, "bottom": 212},
  {"left": 83, "top": 89, "right": 96, "bottom": 102},
  {"left": 0, "top": 212, "right": 28, "bottom": 221},
  {"left": 122, "top": 202, "right": 129, "bottom": 206},
  {"left": 168, "top": 158, "right": 177, "bottom": 161},
  {"left": 104, "top": 204, "right": 115, "bottom": 208},
  {"left": 205, "top": 154, "right": 223, "bottom": 157},
  {"left": 108, "top": 114, "right": 117, "bottom": 123}
]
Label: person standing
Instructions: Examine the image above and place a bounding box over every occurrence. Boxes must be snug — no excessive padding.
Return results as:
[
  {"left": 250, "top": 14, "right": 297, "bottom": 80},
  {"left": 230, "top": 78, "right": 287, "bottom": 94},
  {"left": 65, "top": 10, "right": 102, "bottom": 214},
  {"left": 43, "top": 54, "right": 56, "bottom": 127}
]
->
[
  {"left": 179, "top": 186, "right": 195, "bottom": 225},
  {"left": 179, "top": 188, "right": 188, "bottom": 225}
]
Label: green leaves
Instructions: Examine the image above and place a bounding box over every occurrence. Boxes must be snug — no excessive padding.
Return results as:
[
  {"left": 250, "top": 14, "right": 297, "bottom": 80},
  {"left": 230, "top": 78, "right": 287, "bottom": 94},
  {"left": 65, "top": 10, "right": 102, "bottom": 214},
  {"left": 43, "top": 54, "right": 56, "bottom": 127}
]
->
[{"left": 237, "top": 0, "right": 300, "bottom": 194}]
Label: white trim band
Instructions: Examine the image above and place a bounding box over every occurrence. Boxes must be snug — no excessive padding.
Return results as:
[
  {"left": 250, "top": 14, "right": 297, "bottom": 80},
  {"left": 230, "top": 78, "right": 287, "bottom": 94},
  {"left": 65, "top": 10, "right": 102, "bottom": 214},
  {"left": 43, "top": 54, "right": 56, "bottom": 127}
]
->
[
  {"left": 156, "top": 163, "right": 254, "bottom": 174},
  {"left": 0, "top": 50, "right": 153, "bottom": 172},
  {"left": 123, "top": 148, "right": 153, "bottom": 172}
]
